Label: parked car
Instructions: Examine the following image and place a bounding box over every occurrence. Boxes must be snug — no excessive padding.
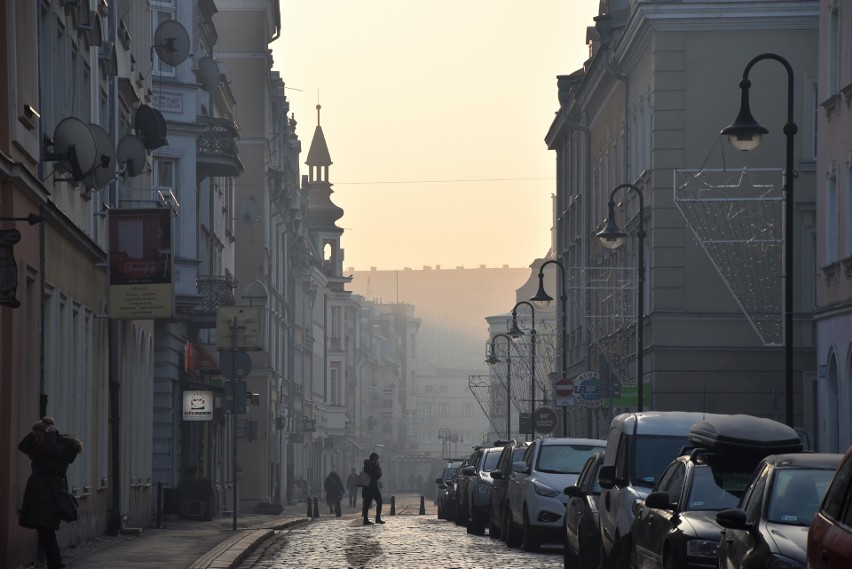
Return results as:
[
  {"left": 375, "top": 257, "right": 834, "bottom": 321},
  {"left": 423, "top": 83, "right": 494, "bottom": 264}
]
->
[
  {"left": 717, "top": 452, "right": 842, "bottom": 569},
  {"left": 505, "top": 437, "right": 606, "bottom": 551},
  {"left": 435, "top": 460, "right": 463, "bottom": 519},
  {"left": 563, "top": 450, "right": 605, "bottom": 569},
  {"left": 437, "top": 460, "right": 467, "bottom": 522},
  {"left": 598, "top": 411, "right": 719, "bottom": 569},
  {"left": 455, "top": 446, "right": 491, "bottom": 527},
  {"left": 462, "top": 445, "right": 504, "bottom": 535},
  {"left": 808, "top": 445, "right": 852, "bottom": 569},
  {"left": 631, "top": 414, "right": 802, "bottom": 569},
  {"left": 488, "top": 440, "right": 529, "bottom": 540}
]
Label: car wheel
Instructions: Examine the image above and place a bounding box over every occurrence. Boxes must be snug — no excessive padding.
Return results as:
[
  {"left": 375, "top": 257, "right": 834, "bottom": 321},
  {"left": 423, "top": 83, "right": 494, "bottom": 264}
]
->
[
  {"left": 563, "top": 532, "right": 578, "bottom": 569},
  {"left": 504, "top": 505, "right": 521, "bottom": 547},
  {"left": 437, "top": 502, "right": 443, "bottom": 520},
  {"left": 489, "top": 510, "right": 501, "bottom": 540},
  {"left": 521, "top": 507, "right": 540, "bottom": 552},
  {"left": 467, "top": 509, "right": 485, "bottom": 535},
  {"left": 662, "top": 546, "right": 676, "bottom": 569}
]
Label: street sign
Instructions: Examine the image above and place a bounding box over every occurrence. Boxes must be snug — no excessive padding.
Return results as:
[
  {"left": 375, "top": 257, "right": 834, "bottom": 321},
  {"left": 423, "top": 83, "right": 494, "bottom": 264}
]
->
[
  {"left": 533, "top": 407, "right": 559, "bottom": 434},
  {"left": 220, "top": 349, "right": 252, "bottom": 380},
  {"left": 519, "top": 413, "right": 532, "bottom": 434},
  {"left": 554, "top": 377, "right": 574, "bottom": 407},
  {"left": 573, "top": 371, "right": 603, "bottom": 408}
]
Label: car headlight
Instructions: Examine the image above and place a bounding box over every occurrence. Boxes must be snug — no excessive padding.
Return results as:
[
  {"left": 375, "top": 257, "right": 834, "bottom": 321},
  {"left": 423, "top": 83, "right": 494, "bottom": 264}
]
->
[
  {"left": 532, "top": 479, "right": 561, "bottom": 497},
  {"left": 763, "top": 554, "right": 805, "bottom": 569},
  {"left": 685, "top": 539, "right": 720, "bottom": 558}
]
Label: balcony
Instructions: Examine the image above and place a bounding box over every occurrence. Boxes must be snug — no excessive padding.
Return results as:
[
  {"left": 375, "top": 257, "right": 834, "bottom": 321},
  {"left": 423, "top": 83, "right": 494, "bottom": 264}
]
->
[
  {"left": 193, "top": 273, "right": 237, "bottom": 320},
  {"left": 196, "top": 116, "right": 243, "bottom": 180}
]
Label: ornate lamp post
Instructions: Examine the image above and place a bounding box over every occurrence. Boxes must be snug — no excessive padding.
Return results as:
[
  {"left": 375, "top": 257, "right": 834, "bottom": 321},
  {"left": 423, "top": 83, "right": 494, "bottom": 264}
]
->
[
  {"left": 487, "top": 333, "right": 514, "bottom": 439},
  {"left": 508, "top": 300, "right": 535, "bottom": 441},
  {"left": 530, "top": 259, "right": 569, "bottom": 436},
  {"left": 721, "top": 53, "right": 797, "bottom": 427},
  {"left": 595, "top": 183, "right": 646, "bottom": 412}
]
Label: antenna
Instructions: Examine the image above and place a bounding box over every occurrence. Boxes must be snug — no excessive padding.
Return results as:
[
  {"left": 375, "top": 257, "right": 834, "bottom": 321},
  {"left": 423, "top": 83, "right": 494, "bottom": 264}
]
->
[
  {"left": 196, "top": 57, "right": 221, "bottom": 92},
  {"left": 153, "top": 20, "right": 190, "bottom": 67},
  {"left": 134, "top": 105, "right": 168, "bottom": 150},
  {"left": 84, "top": 124, "right": 116, "bottom": 190},
  {"left": 116, "top": 134, "right": 147, "bottom": 178},
  {"left": 44, "top": 117, "right": 99, "bottom": 182}
]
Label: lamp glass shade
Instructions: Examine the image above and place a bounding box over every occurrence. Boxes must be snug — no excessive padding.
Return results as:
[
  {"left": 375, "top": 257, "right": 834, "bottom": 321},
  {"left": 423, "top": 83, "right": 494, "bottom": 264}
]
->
[
  {"left": 721, "top": 88, "right": 768, "bottom": 152},
  {"left": 530, "top": 279, "right": 553, "bottom": 309},
  {"left": 508, "top": 321, "right": 524, "bottom": 339},
  {"left": 595, "top": 217, "right": 627, "bottom": 250}
]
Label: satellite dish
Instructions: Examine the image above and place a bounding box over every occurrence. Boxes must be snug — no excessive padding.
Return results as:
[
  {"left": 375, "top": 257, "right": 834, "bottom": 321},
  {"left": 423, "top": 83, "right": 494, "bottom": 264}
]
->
[
  {"left": 50, "top": 117, "right": 98, "bottom": 181},
  {"left": 116, "top": 134, "right": 147, "bottom": 178},
  {"left": 84, "top": 124, "right": 116, "bottom": 190},
  {"left": 239, "top": 198, "right": 259, "bottom": 225},
  {"left": 153, "top": 19, "right": 190, "bottom": 67},
  {"left": 196, "top": 57, "right": 221, "bottom": 92},
  {"left": 134, "top": 105, "right": 168, "bottom": 150}
]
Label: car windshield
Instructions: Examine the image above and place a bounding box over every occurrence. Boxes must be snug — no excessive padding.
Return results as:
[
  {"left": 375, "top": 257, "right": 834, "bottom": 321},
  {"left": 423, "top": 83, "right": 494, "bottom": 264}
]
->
[
  {"left": 766, "top": 468, "right": 836, "bottom": 526},
  {"left": 685, "top": 464, "right": 751, "bottom": 511},
  {"left": 483, "top": 451, "right": 501, "bottom": 471},
  {"left": 443, "top": 466, "right": 459, "bottom": 480},
  {"left": 537, "top": 444, "right": 605, "bottom": 474},
  {"left": 632, "top": 435, "right": 690, "bottom": 488}
]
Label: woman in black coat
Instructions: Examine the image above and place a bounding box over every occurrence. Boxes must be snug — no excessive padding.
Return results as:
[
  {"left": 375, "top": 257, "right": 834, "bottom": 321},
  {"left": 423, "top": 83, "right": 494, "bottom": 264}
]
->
[
  {"left": 18, "top": 417, "right": 83, "bottom": 569},
  {"left": 361, "top": 452, "right": 384, "bottom": 525},
  {"left": 324, "top": 470, "right": 345, "bottom": 517}
]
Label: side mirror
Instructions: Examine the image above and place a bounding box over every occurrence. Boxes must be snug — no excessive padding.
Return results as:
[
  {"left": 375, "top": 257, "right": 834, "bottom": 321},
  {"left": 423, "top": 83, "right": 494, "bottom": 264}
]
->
[
  {"left": 435, "top": 477, "right": 443, "bottom": 484},
  {"left": 462, "top": 465, "right": 476, "bottom": 476},
  {"left": 599, "top": 465, "right": 616, "bottom": 490},
  {"left": 716, "top": 508, "right": 750, "bottom": 531},
  {"left": 564, "top": 485, "right": 585, "bottom": 498},
  {"left": 438, "top": 484, "right": 447, "bottom": 490},
  {"left": 644, "top": 491, "right": 676, "bottom": 511},
  {"left": 491, "top": 470, "right": 504, "bottom": 480}
]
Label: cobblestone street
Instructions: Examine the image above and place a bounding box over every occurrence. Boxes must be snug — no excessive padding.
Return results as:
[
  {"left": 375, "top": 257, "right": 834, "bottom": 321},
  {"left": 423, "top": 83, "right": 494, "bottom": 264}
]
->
[{"left": 236, "top": 497, "right": 563, "bottom": 569}]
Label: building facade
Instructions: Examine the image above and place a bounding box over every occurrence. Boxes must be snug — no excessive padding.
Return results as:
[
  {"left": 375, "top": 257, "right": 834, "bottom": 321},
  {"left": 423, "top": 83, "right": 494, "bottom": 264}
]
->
[{"left": 547, "top": 0, "right": 819, "bottom": 439}]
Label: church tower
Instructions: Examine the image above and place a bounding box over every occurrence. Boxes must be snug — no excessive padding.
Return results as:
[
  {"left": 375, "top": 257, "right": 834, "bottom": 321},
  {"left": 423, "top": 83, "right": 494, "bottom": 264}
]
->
[{"left": 305, "top": 105, "right": 347, "bottom": 291}]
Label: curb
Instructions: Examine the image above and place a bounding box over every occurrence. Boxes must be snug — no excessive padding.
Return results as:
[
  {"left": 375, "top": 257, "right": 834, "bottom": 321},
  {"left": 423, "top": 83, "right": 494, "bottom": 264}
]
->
[{"left": 189, "top": 518, "right": 309, "bottom": 569}]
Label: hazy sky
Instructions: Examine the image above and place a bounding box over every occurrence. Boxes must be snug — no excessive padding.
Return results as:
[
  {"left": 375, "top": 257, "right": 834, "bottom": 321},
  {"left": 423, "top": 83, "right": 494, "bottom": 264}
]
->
[{"left": 272, "top": 1, "right": 599, "bottom": 271}]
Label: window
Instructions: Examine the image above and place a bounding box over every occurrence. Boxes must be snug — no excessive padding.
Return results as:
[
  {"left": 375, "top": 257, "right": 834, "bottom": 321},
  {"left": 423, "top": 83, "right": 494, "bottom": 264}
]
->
[
  {"left": 827, "top": 163, "right": 838, "bottom": 263},
  {"left": 822, "top": 455, "right": 852, "bottom": 520},
  {"left": 462, "top": 403, "right": 473, "bottom": 417},
  {"left": 828, "top": 1, "right": 840, "bottom": 94}
]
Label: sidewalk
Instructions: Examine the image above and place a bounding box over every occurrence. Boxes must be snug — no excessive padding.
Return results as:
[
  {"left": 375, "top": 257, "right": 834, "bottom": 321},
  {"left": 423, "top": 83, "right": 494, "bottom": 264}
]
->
[
  {"left": 61, "top": 508, "right": 308, "bottom": 569},
  {"left": 58, "top": 494, "right": 432, "bottom": 569}
]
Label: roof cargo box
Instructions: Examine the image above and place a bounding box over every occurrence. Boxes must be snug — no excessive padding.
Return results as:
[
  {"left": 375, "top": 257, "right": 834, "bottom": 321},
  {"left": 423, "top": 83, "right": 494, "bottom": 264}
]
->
[{"left": 688, "top": 414, "right": 803, "bottom": 455}]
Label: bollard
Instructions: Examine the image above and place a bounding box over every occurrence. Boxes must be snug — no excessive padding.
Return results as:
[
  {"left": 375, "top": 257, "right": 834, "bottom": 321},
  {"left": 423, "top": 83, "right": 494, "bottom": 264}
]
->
[
  {"left": 313, "top": 496, "right": 320, "bottom": 518},
  {"left": 389, "top": 495, "right": 396, "bottom": 515},
  {"left": 419, "top": 495, "right": 426, "bottom": 515},
  {"left": 306, "top": 496, "right": 313, "bottom": 518},
  {"left": 156, "top": 481, "right": 162, "bottom": 528}
]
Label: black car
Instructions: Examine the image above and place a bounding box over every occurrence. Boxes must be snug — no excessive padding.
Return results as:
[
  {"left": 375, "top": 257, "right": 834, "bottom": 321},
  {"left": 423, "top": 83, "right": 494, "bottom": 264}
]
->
[
  {"left": 435, "top": 460, "right": 463, "bottom": 519},
  {"left": 563, "top": 450, "right": 605, "bottom": 569},
  {"left": 455, "top": 445, "right": 491, "bottom": 527},
  {"left": 487, "top": 440, "right": 529, "bottom": 540},
  {"left": 462, "top": 445, "right": 504, "bottom": 535},
  {"left": 437, "top": 459, "right": 467, "bottom": 522},
  {"left": 631, "top": 414, "right": 803, "bottom": 569},
  {"left": 716, "top": 453, "right": 842, "bottom": 569}
]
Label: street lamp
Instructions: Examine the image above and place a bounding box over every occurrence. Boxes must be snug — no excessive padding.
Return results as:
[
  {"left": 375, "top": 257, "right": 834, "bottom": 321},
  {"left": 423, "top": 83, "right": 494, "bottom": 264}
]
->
[
  {"left": 508, "top": 300, "right": 536, "bottom": 441},
  {"left": 487, "top": 333, "right": 513, "bottom": 439},
  {"left": 530, "top": 260, "right": 569, "bottom": 436},
  {"left": 595, "top": 183, "right": 646, "bottom": 412},
  {"left": 721, "top": 53, "right": 796, "bottom": 428}
]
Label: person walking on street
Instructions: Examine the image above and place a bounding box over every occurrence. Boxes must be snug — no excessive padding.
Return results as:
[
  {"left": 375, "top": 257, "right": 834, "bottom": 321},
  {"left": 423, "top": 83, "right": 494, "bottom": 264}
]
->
[
  {"left": 324, "top": 469, "right": 345, "bottom": 517},
  {"left": 361, "top": 452, "right": 384, "bottom": 525},
  {"left": 346, "top": 468, "right": 359, "bottom": 507},
  {"left": 18, "top": 417, "right": 84, "bottom": 569}
]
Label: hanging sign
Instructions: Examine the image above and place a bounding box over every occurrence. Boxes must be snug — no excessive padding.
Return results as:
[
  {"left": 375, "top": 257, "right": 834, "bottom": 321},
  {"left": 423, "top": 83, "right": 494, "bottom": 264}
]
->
[
  {"left": 573, "top": 371, "right": 602, "bottom": 408},
  {"left": 183, "top": 390, "right": 214, "bottom": 421}
]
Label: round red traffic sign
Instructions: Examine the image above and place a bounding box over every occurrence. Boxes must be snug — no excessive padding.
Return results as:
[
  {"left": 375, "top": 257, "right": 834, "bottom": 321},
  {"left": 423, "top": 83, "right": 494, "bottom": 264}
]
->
[{"left": 555, "top": 378, "right": 574, "bottom": 397}]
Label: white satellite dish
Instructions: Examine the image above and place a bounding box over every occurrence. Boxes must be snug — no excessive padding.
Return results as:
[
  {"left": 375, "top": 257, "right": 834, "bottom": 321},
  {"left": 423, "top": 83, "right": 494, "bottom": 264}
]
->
[
  {"left": 196, "top": 57, "right": 221, "bottom": 92},
  {"left": 85, "top": 124, "right": 116, "bottom": 190},
  {"left": 153, "top": 19, "right": 190, "bottom": 67},
  {"left": 116, "top": 134, "right": 147, "bottom": 178},
  {"left": 50, "top": 117, "right": 98, "bottom": 181},
  {"left": 239, "top": 198, "right": 259, "bottom": 225}
]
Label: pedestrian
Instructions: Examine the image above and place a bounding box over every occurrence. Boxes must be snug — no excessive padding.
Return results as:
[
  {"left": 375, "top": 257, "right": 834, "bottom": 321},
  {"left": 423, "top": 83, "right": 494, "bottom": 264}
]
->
[
  {"left": 346, "top": 467, "right": 359, "bottom": 507},
  {"left": 324, "top": 469, "right": 345, "bottom": 517},
  {"left": 18, "top": 417, "right": 84, "bottom": 569},
  {"left": 361, "top": 452, "right": 384, "bottom": 525}
]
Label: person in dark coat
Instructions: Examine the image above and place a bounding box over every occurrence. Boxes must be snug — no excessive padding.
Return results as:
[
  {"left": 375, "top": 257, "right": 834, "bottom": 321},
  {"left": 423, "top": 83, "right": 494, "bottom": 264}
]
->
[
  {"left": 361, "top": 452, "right": 384, "bottom": 525},
  {"left": 346, "top": 468, "right": 359, "bottom": 507},
  {"left": 18, "top": 417, "right": 84, "bottom": 569},
  {"left": 324, "top": 470, "right": 345, "bottom": 517}
]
